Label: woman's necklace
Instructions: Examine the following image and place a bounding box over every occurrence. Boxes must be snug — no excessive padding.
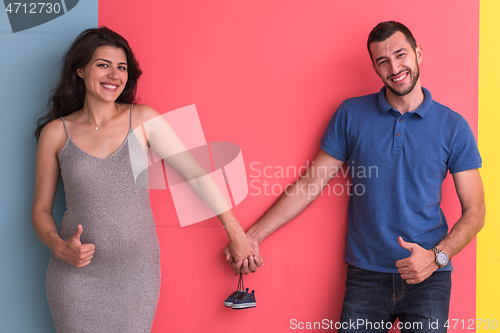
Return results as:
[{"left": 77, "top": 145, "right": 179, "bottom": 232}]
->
[{"left": 79, "top": 108, "right": 119, "bottom": 130}]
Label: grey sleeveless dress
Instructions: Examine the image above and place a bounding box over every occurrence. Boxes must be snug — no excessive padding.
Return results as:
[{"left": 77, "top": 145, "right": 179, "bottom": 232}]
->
[{"left": 46, "top": 106, "right": 161, "bottom": 333}]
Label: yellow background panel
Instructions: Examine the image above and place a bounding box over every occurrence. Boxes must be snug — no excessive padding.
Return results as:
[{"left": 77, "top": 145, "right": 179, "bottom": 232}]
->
[{"left": 478, "top": 0, "right": 500, "bottom": 329}]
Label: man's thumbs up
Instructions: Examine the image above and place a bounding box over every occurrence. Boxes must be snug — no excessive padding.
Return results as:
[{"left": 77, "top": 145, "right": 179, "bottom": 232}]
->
[
  {"left": 395, "top": 236, "right": 436, "bottom": 284},
  {"left": 398, "top": 236, "right": 416, "bottom": 253}
]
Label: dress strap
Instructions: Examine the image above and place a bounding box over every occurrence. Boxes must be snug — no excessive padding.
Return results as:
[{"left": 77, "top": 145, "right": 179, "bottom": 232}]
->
[
  {"left": 60, "top": 117, "right": 71, "bottom": 138},
  {"left": 130, "top": 104, "right": 134, "bottom": 131}
]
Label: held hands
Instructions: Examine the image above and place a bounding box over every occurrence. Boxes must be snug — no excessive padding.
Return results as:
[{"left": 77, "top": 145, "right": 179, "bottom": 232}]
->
[
  {"left": 55, "top": 225, "right": 96, "bottom": 268},
  {"left": 395, "top": 236, "right": 438, "bottom": 284},
  {"left": 223, "top": 226, "right": 263, "bottom": 276}
]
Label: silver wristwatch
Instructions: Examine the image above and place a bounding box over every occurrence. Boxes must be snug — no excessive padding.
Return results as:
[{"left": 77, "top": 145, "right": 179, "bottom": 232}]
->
[{"left": 431, "top": 247, "right": 448, "bottom": 269}]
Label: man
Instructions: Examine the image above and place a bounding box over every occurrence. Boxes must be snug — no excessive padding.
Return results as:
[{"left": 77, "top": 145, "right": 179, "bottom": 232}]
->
[{"left": 226, "top": 21, "right": 485, "bottom": 332}]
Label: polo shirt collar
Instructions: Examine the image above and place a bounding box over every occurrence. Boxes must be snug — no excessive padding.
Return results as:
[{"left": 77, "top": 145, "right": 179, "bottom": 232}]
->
[{"left": 377, "top": 86, "right": 432, "bottom": 118}]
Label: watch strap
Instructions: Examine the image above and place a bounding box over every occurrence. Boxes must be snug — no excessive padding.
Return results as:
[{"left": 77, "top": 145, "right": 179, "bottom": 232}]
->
[{"left": 430, "top": 247, "right": 447, "bottom": 268}]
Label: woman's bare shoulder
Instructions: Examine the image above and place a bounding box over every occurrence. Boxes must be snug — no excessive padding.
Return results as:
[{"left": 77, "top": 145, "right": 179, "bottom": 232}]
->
[
  {"left": 38, "top": 118, "right": 68, "bottom": 156},
  {"left": 39, "top": 118, "right": 67, "bottom": 141},
  {"left": 132, "top": 104, "right": 162, "bottom": 127}
]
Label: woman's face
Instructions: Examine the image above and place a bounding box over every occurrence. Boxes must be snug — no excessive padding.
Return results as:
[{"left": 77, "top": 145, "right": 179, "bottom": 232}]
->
[{"left": 77, "top": 45, "right": 128, "bottom": 103}]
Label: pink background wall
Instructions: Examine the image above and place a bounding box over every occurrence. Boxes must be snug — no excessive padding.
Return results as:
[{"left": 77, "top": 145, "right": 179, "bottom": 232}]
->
[{"left": 100, "top": 1, "right": 479, "bottom": 332}]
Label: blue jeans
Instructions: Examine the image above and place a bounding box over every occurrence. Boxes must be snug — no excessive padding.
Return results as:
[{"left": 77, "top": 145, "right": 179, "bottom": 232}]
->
[{"left": 338, "top": 264, "right": 451, "bottom": 333}]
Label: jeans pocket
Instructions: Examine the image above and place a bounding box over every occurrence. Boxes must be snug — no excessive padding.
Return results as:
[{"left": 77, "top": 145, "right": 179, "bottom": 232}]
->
[{"left": 346, "top": 263, "right": 364, "bottom": 273}]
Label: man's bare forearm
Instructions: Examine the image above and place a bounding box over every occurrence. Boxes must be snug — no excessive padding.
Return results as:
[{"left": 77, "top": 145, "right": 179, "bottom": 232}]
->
[
  {"left": 437, "top": 205, "right": 485, "bottom": 258},
  {"left": 437, "top": 169, "right": 486, "bottom": 258},
  {"left": 246, "top": 176, "right": 319, "bottom": 243},
  {"left": 246, "top": 150, "right": 343, "bottom": 244}
]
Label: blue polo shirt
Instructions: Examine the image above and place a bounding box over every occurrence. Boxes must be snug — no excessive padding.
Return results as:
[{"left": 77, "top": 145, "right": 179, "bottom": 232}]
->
[{"left": 320, "top": 87, "right": 482, "bottom": 273}]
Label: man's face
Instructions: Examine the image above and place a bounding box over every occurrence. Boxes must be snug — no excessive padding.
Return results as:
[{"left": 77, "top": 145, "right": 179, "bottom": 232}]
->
[{"left": 369, "top": 31, "right": 423, "bottom": 97}]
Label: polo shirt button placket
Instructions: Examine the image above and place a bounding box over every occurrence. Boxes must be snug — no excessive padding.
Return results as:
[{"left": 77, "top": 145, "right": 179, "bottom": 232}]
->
[{"left": 393, "top": 115, "right": 404, "bottom": 152}]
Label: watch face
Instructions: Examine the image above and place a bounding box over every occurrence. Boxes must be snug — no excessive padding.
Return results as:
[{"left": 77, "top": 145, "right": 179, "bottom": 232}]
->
[{"left": 437, "top": 252, "right": 448, "bottom": 266}]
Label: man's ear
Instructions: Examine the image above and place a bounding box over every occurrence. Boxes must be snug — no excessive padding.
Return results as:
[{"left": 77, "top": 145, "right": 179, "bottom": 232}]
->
[{"left": 416, "top": 45, "right": 423, "bottom": 64}]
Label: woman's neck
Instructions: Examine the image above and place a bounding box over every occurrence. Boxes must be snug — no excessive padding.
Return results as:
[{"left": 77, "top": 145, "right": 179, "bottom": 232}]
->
[{"left": 79, "top": 100, "right": 119, "bottom": 125}]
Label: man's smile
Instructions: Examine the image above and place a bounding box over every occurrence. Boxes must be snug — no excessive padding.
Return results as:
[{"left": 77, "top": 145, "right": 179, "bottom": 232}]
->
[{"left": 389, "top": 71, "right": 409, "bottom": 83}]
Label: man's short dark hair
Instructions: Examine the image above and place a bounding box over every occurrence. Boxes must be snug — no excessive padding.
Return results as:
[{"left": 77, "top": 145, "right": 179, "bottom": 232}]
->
[{"left": 367, "top": 21, "right": 417, "bottom": 62}]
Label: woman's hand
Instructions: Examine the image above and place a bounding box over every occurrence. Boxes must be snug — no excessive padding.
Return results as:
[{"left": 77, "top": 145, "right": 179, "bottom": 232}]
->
[
  {"left": 54, "top": 225, "right": 96, "bottom": 268},
  {"left": 224, "top": 224, "right": 263, "bottom": 275}
]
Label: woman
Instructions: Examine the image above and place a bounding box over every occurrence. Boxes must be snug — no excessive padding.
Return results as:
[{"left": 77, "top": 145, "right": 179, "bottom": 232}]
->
[{"left": 32, "top": 27, "right": 261, "bottom": 332}]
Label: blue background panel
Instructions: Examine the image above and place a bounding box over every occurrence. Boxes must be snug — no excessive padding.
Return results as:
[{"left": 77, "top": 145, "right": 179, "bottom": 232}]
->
[{"left": 0, "top": 1, "right": 97, "bottom": 332}]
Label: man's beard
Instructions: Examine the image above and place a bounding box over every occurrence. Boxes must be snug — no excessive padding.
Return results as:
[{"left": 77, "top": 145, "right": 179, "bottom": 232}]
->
[{"left": 385, "top": 61, "right": 420, "bottom": 96}]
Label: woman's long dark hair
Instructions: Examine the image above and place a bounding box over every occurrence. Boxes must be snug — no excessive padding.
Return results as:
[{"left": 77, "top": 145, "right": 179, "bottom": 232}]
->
[{"left": 34, "top": 26, "right": 142, "bottom": 140}]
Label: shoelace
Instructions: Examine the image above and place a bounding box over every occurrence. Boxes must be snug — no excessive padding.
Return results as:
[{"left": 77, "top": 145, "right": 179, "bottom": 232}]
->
[
  {"left": 228, "top": 290, "right": 241, "bottom": 299},
  {"left": 235, "top": 289, "right": 249, "bottom": 301},
  {"left": 236, "top": 273, "right": 244, "bottom": 291},
  {"left": 227, "top": 274, "right": 245, "bottom": 300}
]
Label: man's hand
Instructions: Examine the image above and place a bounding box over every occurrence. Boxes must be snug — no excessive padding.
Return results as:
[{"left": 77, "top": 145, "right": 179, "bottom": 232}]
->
[
  {"left": 55, "top": 225, "right": 96, "bottom": 268},
  {"left": 395, "top": 236, "right": 438, "bottom": 284},
  {"left": 224, "top": 232, "right": 263, "bottom": 276}
]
